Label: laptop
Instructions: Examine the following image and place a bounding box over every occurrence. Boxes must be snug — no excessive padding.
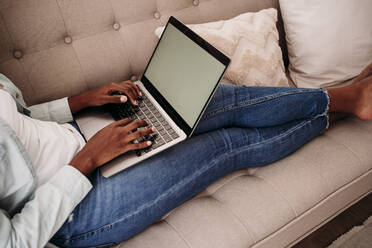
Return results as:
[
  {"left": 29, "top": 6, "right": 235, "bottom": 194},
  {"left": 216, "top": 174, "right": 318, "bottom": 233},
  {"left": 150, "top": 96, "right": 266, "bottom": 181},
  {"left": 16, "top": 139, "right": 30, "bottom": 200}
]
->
[{"left": 75, "top": 16, "right": 230, "bottom": 178}]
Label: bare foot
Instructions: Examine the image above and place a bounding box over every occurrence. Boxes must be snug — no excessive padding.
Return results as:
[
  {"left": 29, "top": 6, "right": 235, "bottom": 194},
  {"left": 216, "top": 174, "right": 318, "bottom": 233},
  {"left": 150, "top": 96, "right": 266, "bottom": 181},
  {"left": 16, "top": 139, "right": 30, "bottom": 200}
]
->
[
  {"left": 328, "top": 74, "right": 372, "bottom": 121},
  {"left": 353, "top": 62, "right": 372, "bottom": 83},
  {"left": 354, "top": 75, "right": 372, "bottom": 121}
]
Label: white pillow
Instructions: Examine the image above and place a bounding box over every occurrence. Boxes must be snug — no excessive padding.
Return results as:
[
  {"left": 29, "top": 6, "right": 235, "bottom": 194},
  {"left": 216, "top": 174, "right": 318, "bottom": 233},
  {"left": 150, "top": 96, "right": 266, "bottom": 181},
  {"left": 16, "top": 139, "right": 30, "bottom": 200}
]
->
[
  {"left": 155, "top": 9, "right": 289, "bottom": 87},
  {"left": 280, "top": 0, "right": 372, "bottom": 88}
]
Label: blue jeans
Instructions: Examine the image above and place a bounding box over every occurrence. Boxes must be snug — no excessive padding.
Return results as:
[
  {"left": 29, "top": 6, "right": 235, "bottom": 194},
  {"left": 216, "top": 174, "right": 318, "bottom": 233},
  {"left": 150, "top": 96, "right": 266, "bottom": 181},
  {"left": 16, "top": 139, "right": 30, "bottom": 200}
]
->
[{"left": 52, "top": 84, "right": 329, "bottom": 247}]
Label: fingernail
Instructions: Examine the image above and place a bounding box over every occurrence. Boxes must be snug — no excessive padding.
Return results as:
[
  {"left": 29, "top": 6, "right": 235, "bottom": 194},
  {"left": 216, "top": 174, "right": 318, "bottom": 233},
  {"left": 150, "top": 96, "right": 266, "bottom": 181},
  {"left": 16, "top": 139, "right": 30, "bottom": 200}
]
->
[
  {"left": 146, "top": 141, "right": 152, "bottom": 145},
  {"left": 139, "top": 92, "right": 142, "bottom": 96},
  {"left": 120, "top": 96, "right": 127, "bottom": 102},
  {"left": 134, "top": 100, "right": 138, "bottom": 105},
  {"left": 151, "top": 127, "right": 156, "bottom": 132}
]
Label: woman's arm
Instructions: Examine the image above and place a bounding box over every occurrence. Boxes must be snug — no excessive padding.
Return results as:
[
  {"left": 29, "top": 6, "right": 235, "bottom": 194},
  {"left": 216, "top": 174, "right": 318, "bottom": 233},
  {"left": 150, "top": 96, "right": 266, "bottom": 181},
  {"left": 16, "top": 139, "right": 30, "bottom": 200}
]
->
[
  {"left": 0, "top": 166, "right": 92, "bottom": 248},
  {"left": 70, "top": 118, "right": 155, "bottom": 175},
  {"left": 29, "top": 80, "right": 141, "bottom": 123},
  {"left": 68, "top": 81, "right": 141, "bottom": 114}
]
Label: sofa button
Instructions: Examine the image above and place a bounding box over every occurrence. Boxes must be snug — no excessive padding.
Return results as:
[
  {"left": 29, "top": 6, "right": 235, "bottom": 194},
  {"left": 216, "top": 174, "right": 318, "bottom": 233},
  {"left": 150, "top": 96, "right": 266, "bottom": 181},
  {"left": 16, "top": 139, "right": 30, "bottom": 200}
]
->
[
  {"left": 13, "top": 50, "right": 23, "bottom": 59},
  {"left": 113, "top": 22, "right": 121, "bottom": 31},
  {"left": 64, "top": 36, "right": 72, "bottom": 44},
  {"left": 193, "top": 0, "right": 199, "bottom": 6},
  {"left": 154, "top": 12, "right": 161, "bottom": 20},
  {"left": 130, "top": 75, "right": 138, "bottom": 82}
]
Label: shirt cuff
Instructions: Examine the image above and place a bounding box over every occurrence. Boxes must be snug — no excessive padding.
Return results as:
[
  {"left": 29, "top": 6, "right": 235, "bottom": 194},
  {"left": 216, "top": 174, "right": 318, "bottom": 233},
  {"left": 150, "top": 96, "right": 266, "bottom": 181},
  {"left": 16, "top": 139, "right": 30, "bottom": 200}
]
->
[
  {"left": 29, "top": 97, "right": 73, "bottom": 124},
  {"left": 48, "top": 97, "right": 74, "bottom": 123},
  {"left": 48, "top": 166, "right": 92, "bottom": 208}
]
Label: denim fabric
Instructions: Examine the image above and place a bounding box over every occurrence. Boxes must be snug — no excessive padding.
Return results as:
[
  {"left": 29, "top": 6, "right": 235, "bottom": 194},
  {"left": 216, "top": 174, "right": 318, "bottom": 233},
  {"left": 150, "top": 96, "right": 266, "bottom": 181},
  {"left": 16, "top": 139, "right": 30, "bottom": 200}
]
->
[
  {"left": 68, "top": 120, "right": 87, "bottom": 142},
  {"left": 52, "top": 84, "right": 329, "bottom": 247}
]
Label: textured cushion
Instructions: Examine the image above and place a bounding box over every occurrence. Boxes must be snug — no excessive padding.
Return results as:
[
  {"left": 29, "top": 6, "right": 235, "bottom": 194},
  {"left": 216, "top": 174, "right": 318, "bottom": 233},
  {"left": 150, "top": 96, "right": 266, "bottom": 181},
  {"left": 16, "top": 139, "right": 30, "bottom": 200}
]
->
[
  {"left": 280, "top": 0, "right": 372, "bottom": 88},
  {"left": 155, "top": 9, "right": 289, "bottom": 87},
  {"left": 0, "top": 0, "right": 288, "bottom": 105}
]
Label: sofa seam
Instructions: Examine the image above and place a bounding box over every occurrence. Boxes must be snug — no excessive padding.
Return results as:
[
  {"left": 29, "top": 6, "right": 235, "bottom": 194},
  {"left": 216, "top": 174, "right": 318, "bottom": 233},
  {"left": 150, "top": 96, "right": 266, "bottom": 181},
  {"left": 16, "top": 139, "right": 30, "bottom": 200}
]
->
[
  {"left": 253, "top": 175, "right": 298, "bottom": 217},
  {"left": 209, "top": 195, "right": 257, "bottom": 243},
  {"left": 163, "top": 219, "right": 193, "bottom": 248},
  {"left": 251, "top": 168, "right": 372, "bottom": 247},
  {"left": 107, "top": 0, "right": 136, "bottom": 78},
  {"left": 55, "top": 0, "right": 90, "bottom": 92},
  {"left": 325, "top": 135, "right": 364, "bottom": 169},
  {"left": 0, "top": 10, "right": 37, "bottom": 100}
]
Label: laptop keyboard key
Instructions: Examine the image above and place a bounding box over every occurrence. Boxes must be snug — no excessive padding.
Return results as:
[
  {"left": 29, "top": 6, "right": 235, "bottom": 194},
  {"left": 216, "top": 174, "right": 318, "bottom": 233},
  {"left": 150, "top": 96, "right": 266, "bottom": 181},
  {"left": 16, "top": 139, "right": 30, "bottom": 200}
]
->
[
  {"left": 164, "top": 134, "right": 172, "bottom": 143},
  {"left": 111, "top": 90, "right": 182, "bottom": 157},
  {"left": 171, "top": 132, "right": 179, "bottom": 139}
]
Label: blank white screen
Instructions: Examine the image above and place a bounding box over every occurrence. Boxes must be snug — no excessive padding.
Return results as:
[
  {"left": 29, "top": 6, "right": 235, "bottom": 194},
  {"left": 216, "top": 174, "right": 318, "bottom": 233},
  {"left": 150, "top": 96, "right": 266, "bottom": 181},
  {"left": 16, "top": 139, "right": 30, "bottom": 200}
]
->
[{"left": 144, "top": 23, "right": 226, "bottom": 127}]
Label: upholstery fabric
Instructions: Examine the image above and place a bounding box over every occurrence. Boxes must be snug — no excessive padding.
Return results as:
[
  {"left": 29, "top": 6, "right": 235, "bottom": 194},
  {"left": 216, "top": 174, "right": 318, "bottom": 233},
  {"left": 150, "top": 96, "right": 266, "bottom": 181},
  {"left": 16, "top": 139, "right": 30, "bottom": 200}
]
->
[
  {"left": 279, "top": 0, "right": 372, "bottom": 88},
  {"left": 0, "top": 1, "right": 371, "bottom": 248},
  {"left": 0, "top": 0, "right": 288, "bottom": 106},
  {"left": 155, "top": 9, "right": 289, "bottom": 87}
]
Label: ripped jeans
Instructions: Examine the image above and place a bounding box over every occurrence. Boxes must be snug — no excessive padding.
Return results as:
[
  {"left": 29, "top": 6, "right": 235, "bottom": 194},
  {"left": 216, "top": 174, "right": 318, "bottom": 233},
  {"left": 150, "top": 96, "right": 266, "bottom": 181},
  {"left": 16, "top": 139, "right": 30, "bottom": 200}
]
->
[{"left": 52, "top": 84, "right": 329, "bottom": 247}]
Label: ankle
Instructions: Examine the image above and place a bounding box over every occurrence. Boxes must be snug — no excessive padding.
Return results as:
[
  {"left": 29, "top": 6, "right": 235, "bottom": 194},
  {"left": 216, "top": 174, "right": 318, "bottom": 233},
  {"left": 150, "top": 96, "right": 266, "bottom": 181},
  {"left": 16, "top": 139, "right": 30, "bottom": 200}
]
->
[{"left": 327, "top": 85, "right": 360, "bottom": 114}]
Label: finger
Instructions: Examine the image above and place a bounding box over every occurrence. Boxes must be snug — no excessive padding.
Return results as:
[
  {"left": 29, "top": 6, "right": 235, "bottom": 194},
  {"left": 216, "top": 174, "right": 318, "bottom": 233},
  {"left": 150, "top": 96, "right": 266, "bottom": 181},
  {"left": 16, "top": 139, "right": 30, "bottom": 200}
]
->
[
  {"left": 126, "top": 87, "right": 139, "bottom": 105},
  {"left": 107, "top": 83, "right": 138, "bottom": 105},
  {"left": 123, "top": 119, "right": 149, "bottom": 132},
  {"left": 126, "top": 81, "right": 142, "bottom": 97},
  {"left": 102, "top": 95, "right": 128, "bottom": 104},
  {"left": 114, "top": 118, "right": 133, "bottom": 127},
  {"left": 128, "top": 140, "right": 152, "bottom": 151},
  {"left": 126, "top": 126, "right": 155, "bottom": 142}
]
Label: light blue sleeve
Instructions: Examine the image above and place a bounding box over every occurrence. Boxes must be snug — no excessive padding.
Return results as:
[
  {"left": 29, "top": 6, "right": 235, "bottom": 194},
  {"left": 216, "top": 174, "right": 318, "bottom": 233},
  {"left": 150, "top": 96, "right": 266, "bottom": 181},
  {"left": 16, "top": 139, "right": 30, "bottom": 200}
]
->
[
  {"left": 0, "top": 166, "right": 92, "bottom": 248},
  {"left": 1, "top": 73, "right": 74, "bottom": 123},
  {"left": 29, "top": 97, "right": 74, "bottom": 124}
]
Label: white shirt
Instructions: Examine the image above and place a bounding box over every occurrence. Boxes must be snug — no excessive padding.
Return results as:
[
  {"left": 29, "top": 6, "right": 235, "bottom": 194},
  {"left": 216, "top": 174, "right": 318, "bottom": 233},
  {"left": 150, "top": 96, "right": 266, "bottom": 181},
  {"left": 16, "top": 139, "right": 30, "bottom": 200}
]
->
[{"left": 0, "top": 89, "right": 86, "bottom": 186}]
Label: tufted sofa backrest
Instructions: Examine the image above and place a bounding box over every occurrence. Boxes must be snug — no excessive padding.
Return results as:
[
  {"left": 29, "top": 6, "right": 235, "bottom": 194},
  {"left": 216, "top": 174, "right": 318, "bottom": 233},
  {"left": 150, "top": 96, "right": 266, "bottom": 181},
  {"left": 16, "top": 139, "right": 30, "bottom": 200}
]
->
[{"left": 0, "top": 0, "right": 287, "bottom": 105}]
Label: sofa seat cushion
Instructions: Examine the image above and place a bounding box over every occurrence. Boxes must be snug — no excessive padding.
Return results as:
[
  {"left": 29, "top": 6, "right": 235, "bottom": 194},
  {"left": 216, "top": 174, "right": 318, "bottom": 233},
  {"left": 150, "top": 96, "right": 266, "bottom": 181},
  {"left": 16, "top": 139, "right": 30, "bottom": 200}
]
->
[{"left": 117, "top": 118, "right": 372, "bottom": 248}]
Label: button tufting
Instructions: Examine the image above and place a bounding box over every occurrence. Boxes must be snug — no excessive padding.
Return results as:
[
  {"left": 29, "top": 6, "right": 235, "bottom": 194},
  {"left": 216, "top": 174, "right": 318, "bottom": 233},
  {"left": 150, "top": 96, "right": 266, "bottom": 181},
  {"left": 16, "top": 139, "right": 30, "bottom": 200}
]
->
[
  {"left": 113, "top": 22, "right": 121, "bottom": 31},
  {"left": 193, "top": 0, "right": 199, "bottom": 6},
  {"left": 64, "top": 36, "right": 72, "bottom": 44},
  {"left": 130, "top": 75, "right": 138, "bottom": 82},
  {"left": 13, "top": 50, "right": 23, "bottom": 59},
  {"left": 153, "top": 11, "right": 161, "bottom": 19}
]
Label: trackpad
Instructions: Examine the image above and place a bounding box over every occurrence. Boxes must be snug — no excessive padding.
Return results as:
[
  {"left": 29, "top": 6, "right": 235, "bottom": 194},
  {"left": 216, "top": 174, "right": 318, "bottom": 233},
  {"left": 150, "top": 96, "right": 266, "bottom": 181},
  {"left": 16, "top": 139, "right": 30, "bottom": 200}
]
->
[{"left": 74, "top": 108, "right": 114, "bottom": 141}]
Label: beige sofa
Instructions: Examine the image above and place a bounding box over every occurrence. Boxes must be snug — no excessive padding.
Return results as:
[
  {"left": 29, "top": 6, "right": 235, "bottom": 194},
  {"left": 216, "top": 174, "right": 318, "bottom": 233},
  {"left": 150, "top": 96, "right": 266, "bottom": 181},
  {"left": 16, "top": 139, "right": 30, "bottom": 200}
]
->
[{"left": 1, "top": 0, "right": 371, "bottom": 247}]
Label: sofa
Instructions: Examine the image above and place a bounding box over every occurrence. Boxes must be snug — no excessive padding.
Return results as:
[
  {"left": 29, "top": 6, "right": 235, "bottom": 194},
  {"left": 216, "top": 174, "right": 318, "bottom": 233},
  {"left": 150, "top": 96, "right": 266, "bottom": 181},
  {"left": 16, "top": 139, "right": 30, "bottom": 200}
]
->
[{"left": 0, "top": 0, "right": 371, "bottom": 247}]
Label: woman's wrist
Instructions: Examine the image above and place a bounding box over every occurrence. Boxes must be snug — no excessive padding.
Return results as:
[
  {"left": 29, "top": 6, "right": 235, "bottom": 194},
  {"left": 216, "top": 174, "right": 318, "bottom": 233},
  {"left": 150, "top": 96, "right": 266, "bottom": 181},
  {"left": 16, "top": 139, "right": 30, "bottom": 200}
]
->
[
  {"left": 70, "top": 152, "right": 96, "bottom": 176},
  {"left": 68, "top": 92, "right": 90, "bottom": 114}
]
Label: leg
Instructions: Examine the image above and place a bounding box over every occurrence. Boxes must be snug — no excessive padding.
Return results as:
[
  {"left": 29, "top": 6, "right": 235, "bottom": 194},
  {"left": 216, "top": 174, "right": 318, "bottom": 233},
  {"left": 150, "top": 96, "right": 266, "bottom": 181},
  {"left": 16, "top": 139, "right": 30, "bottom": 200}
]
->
[
  {"left": 327, "top": 75, "right": 372, "bottom": 121},
  {"left": 194, "top": 84, "right": 329, "bottom": 134},
  {"left": 52, "top": 115, "right": 327, "bottom": 247},
  {"left": 326, "top": 62, "right": 372, "bottom": 121}
]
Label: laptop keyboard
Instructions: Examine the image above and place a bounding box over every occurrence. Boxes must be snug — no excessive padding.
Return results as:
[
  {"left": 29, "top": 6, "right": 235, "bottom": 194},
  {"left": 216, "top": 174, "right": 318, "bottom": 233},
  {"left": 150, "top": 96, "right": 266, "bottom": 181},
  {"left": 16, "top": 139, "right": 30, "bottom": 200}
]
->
[{"left": 109, "top": 93, "right": 179, "bottom": 156}]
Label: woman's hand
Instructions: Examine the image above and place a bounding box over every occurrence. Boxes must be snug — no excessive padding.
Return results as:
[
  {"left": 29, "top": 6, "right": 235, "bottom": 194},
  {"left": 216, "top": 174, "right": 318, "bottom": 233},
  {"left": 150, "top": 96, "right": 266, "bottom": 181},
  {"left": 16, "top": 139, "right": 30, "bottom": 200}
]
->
[
  {"left": 70, "top": 118, "right": 155, "bottom": 176},
  {"left": 68, "top": 81, "right": 142, "bottom": 113}
]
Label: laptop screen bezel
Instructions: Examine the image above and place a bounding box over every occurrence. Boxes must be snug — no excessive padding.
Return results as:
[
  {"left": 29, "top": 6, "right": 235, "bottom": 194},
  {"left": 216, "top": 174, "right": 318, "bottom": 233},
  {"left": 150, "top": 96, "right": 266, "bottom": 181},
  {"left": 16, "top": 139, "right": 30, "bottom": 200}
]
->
[{"left": 141, "top": 16, "right": 230, "bottom": 137}]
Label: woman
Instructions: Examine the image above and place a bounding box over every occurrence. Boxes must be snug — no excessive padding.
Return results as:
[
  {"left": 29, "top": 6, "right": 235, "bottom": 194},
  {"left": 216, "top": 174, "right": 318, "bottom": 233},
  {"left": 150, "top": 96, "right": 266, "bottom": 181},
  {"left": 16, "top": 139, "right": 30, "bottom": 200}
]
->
[{"left": 0, "top": 63, "right": 371, "bottom": 248}]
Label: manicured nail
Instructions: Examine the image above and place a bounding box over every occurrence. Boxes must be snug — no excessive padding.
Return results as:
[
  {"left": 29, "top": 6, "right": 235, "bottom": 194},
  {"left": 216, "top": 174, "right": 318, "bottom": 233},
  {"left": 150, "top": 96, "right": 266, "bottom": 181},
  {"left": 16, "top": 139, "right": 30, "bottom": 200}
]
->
[
  {"left": 151, "top": 127, "right": 156, "bottom": 132},
  {"left": 146, "top": 141, "right": 152, "bottom": 145},
  {"left": 139, "top": 92, "right": 142, "bottom": 96},
  {"left": 120, "top": 96, "right": 127, "bottom": 102},
  {"left": 134, "top": 100, "right": 138, "bottom": 105}
]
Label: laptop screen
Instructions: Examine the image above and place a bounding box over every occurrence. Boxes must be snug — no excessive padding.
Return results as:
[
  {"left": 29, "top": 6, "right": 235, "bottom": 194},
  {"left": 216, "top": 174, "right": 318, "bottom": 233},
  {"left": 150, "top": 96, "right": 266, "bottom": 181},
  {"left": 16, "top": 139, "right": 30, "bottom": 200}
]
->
[{"left": 143, "top": 21, "right": 227, "bottom": 129}]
